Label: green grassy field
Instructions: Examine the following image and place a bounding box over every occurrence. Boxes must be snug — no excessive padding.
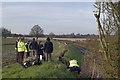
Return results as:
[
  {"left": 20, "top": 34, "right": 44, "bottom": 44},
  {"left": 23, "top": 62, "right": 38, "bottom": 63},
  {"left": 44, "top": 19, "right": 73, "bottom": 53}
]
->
[
  {"left": 65, "top": 45, "right": 83, "bottom": 65},
  {"left": 2, "top": 38, "right": 17, "bottom": 53},
  {"left": 2, "top": 38, "right": 83, "bottom": 78},
  {"left": 2, "top": 38, "right": 17, "bottom": 67}
]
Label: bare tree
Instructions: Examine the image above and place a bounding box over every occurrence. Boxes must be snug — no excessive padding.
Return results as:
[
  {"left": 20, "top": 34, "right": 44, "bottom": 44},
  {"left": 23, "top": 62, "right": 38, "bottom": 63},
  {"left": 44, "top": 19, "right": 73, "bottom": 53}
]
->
[
  {"left": 94, "top": 1, "right": 120, "bottom": 78},
  {"left": 0, "top": 27, "right": 11, "bottom": 38},
  {"left": 29, "top": 25, "right": 44, "bottom": 39},
  {"left": 49, "top": 32, "right": 55, "bottom": 39}
]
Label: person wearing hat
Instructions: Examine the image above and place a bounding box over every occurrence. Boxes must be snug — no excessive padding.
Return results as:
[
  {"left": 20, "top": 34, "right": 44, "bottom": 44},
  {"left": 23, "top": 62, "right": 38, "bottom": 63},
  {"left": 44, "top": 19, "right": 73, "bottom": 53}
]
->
[
  {"left": 17, "top": 37, "right": 26, "bottom": 64},
  {"left": 15, "top": 37, "right": 20, "bottom": 62},
  {"left": 44, "top": 37, "right": 53, "bottom": 61}
]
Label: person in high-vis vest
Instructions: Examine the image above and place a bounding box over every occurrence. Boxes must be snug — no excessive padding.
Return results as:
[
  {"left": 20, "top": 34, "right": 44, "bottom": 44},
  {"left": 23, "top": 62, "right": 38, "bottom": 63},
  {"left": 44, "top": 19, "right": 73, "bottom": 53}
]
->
[
  {"left": 15, "top": 37, "right": 20, "bottom": 62},
  {"left": 67, "top": 59, "right": 81, "bottom": 74},
  {"left": 25, "top": 40, "right": 31, "bottom": 58},
  {"left": 17, "top": 37, "right": 25, "bottom": 64}
]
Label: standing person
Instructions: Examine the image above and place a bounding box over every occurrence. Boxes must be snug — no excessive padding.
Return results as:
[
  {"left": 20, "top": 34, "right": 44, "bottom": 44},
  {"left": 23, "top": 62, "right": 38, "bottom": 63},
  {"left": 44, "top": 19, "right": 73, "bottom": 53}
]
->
[
  {"left": 25, "top": 40, "right": 31, "bottom": 58},
  {"left": 30, "top": 38, "right": 38, "bottom": 57},
  {"left": 38, "top": 41, "right": 46, "bottom": 61},
  {"left": 17, "top": 37, "right": 25, "bottom": 64},
  {"left": 15, "top": 37, "right": 20, "bottom": 62},
  {"left": 44, "top": 37, "right": 53, "bottom": 61}
]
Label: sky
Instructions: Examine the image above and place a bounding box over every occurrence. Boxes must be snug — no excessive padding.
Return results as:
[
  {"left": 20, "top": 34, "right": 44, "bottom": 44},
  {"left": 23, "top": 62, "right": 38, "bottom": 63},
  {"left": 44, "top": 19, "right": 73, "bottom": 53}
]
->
[{"left": 2, "top": 2, "right": 98, "bottom": 35}]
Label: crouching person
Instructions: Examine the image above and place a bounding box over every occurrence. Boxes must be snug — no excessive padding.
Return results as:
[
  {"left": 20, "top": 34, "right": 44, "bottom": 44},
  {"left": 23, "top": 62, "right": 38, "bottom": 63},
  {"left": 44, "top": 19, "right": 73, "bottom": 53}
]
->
[
  {"left": 22, "top": 56, "right": 42, "bottom": 68},
  {"left": 22, "top": 60, "right": 32, "bottom": 68},
  {"left": 67, "top": 59, "right": 81, "bottom": 74}
]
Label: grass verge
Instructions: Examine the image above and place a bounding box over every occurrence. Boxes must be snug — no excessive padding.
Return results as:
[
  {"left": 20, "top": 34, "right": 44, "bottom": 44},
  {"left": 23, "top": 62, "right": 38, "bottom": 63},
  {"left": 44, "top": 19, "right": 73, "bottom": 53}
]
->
[{"left": 2, "top": 40, "right": 83, "bottom": 78}]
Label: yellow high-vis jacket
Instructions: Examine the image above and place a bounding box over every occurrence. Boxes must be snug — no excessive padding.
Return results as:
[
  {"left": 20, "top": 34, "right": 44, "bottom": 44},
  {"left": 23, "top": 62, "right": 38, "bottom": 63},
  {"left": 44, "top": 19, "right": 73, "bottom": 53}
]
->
[
  {"left": 69, "top": 60, "right": 79, "bottom": 67},
  {"left": 18, "top": 41, "right": 25, "bottom": 52},
  {"left": 25, "top": 43, "right": 31, "bottom": 53}
]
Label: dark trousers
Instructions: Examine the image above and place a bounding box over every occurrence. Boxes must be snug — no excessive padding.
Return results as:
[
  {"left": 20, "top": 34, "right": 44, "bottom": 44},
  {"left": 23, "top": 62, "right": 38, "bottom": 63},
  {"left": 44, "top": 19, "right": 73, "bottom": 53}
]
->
[
  {"left": 31, "top": 49, "right": 37, "bottom": 57},
  {"left": 46, "top": 53, "right": 52, "bottom": 61},
  {"left": 70, "top": 66, "right": 81, "bottom": 74},
  {"left": 26, "top": 52, "right": 30, "bottom": 58},
  {"left": 16, "top": 50, "right": 18, "bottom": 62},
  {"left": 18, "top": 52, "right": 24, "bottom": 64}
]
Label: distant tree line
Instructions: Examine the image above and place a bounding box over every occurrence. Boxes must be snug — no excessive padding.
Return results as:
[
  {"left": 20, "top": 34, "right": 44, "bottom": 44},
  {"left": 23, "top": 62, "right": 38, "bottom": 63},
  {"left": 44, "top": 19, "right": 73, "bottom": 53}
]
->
[
  {"left": 0, "top": 27, "right": 11, "bottom": 38},
  {"left": 1, "top": 25, "right": 98, "bottom": 39},
  {"left": 52, "top": 33, "right": 99, "bottom": 38}
]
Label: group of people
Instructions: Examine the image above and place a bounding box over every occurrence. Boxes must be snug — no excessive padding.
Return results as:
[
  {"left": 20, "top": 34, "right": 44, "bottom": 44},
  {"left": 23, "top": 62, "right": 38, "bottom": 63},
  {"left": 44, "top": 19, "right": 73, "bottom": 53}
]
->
[
  {"left": 15, "top": 36, "right": 80, "bottom": 74},
  {"left": 15, "top": 37, "right": 53, "bottom": 67}
]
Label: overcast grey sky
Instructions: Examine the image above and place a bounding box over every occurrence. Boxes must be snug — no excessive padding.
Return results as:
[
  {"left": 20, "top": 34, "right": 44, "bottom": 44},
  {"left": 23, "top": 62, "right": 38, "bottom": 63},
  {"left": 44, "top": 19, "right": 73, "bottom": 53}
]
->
[{"left": 2, "top": 2, "right": 98, "bottom": 35}]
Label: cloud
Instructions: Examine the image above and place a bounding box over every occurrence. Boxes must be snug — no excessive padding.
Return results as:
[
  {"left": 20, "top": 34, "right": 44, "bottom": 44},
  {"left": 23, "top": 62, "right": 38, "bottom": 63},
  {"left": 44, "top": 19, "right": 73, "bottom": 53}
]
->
[
  {"left": 3, "top": 4, "right": 93, "bottom": 19},
  {"left": 2, "top": 2, "right": 97, "bottom": 34},
  {"left": 0, "top": 3, "right": 2, "bottom": 27},
  {"left": 1, "top": 0, "right": 96, "bottom": 2}
]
